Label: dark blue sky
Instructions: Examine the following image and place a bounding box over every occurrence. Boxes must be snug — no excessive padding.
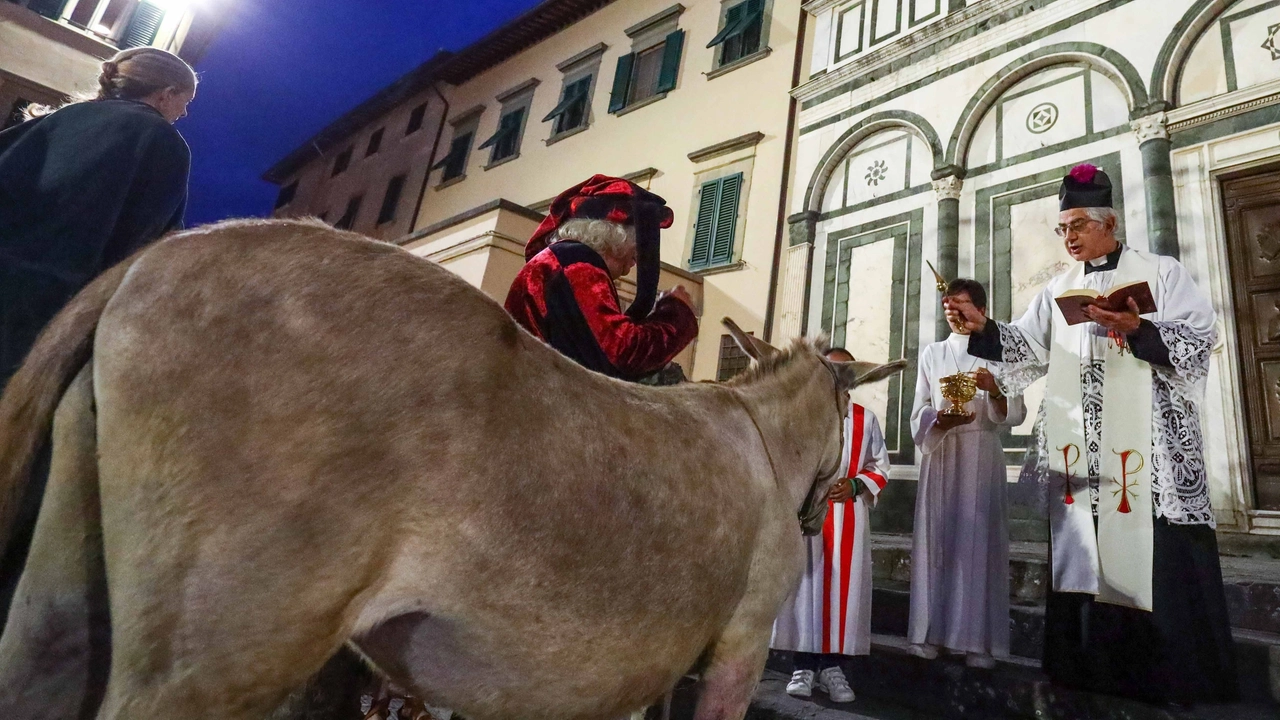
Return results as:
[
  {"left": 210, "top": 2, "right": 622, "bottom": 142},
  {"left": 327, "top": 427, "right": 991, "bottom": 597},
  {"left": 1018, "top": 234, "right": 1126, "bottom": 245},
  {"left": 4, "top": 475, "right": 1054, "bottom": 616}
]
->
[{"left": 181, "top": 0, "right": 542, "bottom": 226}]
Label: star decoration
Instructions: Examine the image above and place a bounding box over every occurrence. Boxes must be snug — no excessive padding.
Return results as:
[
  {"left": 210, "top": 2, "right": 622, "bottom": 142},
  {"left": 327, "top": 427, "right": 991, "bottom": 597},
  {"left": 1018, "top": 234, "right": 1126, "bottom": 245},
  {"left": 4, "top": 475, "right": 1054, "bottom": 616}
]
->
[
  {"left": 1264, "top": 23, "right": 1280, "bottom": 61},
  {"left": 865, "top": 160, "right": 888, "bottom": 187}
]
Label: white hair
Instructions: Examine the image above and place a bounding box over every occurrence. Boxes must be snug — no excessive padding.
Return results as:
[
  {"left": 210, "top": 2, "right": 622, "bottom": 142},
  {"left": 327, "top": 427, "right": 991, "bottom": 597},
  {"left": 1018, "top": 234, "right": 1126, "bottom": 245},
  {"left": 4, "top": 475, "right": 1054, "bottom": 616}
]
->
[
  {"left": 548, "top": 218, "right": 635, "bottom": 258},
  {"left": 1083, "top": 207, "right": 1118, "bottom": 226}
]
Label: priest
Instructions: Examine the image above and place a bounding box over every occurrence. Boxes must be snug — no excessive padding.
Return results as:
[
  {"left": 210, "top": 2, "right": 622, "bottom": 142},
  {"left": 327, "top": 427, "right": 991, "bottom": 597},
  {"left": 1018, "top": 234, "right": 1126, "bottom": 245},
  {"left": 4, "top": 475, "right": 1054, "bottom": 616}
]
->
[{"left": 945, "top": 164, "right": 1237, "bottom": 705}]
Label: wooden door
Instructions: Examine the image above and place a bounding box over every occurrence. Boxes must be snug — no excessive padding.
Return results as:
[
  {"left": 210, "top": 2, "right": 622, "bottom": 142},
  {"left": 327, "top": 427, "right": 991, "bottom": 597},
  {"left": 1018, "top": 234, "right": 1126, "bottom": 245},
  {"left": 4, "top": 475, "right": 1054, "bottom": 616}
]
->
[{"left": 1224, "top": 164, "right": 1280, "bottom": 510}]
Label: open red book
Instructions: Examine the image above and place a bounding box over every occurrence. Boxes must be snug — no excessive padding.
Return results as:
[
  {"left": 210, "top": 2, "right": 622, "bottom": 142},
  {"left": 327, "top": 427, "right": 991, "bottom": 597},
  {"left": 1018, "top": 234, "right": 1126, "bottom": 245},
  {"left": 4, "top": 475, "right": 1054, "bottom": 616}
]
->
[{"left": 1054, "top": 280, "right": 1156, "bottom": 326}]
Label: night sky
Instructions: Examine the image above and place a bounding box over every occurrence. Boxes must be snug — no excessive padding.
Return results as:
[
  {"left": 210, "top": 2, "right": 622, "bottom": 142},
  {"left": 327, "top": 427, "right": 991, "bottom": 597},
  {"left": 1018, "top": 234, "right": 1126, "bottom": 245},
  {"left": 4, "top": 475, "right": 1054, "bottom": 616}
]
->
[{"left": 181, "top": 0, "right": 543, "bottom": 227}]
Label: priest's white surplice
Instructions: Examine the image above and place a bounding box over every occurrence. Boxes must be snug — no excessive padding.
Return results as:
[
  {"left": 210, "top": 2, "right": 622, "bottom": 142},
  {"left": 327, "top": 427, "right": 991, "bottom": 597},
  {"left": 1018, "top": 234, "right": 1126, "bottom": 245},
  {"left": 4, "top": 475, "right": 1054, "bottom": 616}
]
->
[
  {"left": 772, "top": 403, "right": 890, "bottom": 657},
  {"left": 908, "top": 334, "right": 1026, "bottom": 655},
  {"left": 990, "top": 244, "right": 1217, "bottom": 608}
]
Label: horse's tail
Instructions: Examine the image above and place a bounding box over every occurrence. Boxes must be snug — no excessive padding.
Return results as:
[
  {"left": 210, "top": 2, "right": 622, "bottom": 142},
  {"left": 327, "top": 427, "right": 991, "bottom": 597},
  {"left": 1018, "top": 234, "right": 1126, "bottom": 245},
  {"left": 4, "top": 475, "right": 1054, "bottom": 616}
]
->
[{"left": 0, "top": 259, "right": 134, "bottom": 561}]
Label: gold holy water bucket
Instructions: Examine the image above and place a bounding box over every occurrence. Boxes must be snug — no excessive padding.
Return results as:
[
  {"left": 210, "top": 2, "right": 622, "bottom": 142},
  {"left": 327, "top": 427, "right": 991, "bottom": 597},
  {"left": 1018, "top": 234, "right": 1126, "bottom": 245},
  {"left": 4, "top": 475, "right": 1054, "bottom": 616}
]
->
[{"left": 938, "top": 371, "right": 978, "bottom": 417}]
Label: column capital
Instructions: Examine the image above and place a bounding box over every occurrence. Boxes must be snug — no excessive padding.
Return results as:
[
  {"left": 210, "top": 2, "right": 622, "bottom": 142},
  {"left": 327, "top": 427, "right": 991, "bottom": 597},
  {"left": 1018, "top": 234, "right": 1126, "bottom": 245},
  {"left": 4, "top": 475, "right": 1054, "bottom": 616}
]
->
[
  {"left": 787, "top": 210, "right": 820, "bottom": 247},
  {"left": 1131, "top": 111, "right": 1169, "bottom": 145},
  {"left": 931, "top": 175, "right": 963, "bottom": 201}
]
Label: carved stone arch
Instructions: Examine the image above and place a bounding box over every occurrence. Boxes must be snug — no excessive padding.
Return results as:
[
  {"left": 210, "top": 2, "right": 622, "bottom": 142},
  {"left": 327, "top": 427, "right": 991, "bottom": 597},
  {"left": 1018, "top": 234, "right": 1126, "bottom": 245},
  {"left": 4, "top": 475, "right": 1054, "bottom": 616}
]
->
[
  {"left": 1150, "top": 0, "right": 1236, "bottom": 107},
  {"left": 802, "top": 110, "right": 944, "bottom": 214},
  {"left": 945, "top": 43, "right": 1150, "bottom": 170}
]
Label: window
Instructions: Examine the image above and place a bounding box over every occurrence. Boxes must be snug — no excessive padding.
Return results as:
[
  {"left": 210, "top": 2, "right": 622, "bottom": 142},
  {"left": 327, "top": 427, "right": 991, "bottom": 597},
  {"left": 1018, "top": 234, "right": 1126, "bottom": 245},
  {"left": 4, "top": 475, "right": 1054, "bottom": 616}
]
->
[
  {"left": 432, "top": 131, "right": 473, "bottom": 182},
  {"left": 478, "top": 107, "right": 526, "bottom": 165},
  {"left": 717, "top": 333, "right": 752, "bottom": 381},
  {"left": 331, "top": 147, "right": 353, "bottom": 177},
  {"left": 24, "top": 0, "right": 67, "bottom": 20},
  {"left": 365, "top": 128, "right": 385, "bottom": 157},
  {"left": 3, "top": 98, "right": 31, "bottom": 130},
  {"left": 122, "top": 1, "right": 166, "bottom": 48},
  {"left": 608, "top": 30, "right": 685, "bottom": 113},
  {"left": 543, "top": 76, "right": 593, "bottom": 136},
  {"left": 689, "top": 173, "right": 743, "bottom": 270},
  {"left": 708, "top": 0, "right": 765, "bottom": 67},
  {"left": 377, "top": 175, "right": 406, "bottom": 225},
  {"left": 335, "top": 194, "right": 363, "bottom": 230},
  {"left": 273, "top": 180, "right": 298, "bottom": 210},
  {"left": 405, "top": 103, "right": 427, "bottom": 135}
]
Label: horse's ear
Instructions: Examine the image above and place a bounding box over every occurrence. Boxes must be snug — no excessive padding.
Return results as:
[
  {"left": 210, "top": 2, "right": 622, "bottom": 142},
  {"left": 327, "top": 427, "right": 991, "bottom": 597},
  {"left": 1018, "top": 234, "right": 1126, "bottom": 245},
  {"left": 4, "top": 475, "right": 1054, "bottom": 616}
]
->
[
  {"left": 833, "top": 359, "right": 909, "bottom": 388},
  {"left": 721, "top": 317, "right": 779, "bottom": 361}
]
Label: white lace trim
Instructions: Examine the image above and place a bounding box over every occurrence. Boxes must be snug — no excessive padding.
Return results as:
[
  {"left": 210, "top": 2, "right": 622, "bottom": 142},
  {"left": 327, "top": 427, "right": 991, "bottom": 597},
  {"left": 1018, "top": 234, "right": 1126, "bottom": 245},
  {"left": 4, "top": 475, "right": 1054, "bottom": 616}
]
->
[
  {"left": 1150, "top": 321, "right": 1216, "bottom": 526},
  {"left": 995, "top": 322, "right": 1046, "bottom": 396},
  {"left": 1013, "top": 323, "right": 1216, "bottom": 527}
]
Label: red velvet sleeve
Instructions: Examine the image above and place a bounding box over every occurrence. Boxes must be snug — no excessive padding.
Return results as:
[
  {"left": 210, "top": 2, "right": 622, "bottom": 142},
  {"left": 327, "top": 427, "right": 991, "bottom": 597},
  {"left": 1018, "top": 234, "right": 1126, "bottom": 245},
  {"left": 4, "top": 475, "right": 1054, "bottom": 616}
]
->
[{"left": 561, "top": 262, "right": 699, "bottom": 378}]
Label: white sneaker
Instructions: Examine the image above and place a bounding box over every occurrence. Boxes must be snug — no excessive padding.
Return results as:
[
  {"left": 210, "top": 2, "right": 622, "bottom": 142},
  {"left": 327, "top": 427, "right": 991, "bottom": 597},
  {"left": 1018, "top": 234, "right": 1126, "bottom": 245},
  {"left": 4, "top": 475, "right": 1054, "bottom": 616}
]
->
[
  {"left": 816, "top": 666, "right": 855, "bottom": 703},
  {"left": 908, "top": 643, "right": 938, "bottom": 660},
  {"left": 965, "top": 653, "right": 996, "bottom": 669},
  {"left": 786, "top": 669, "right": 815, "bottom": 698}
]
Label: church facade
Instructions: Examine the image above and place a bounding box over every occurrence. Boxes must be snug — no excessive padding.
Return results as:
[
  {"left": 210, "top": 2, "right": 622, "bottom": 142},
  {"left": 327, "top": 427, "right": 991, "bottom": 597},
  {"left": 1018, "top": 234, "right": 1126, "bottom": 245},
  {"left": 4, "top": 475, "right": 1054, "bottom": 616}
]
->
[{"left": 774, "top": 0, "right": 1280, "bottom": 533}]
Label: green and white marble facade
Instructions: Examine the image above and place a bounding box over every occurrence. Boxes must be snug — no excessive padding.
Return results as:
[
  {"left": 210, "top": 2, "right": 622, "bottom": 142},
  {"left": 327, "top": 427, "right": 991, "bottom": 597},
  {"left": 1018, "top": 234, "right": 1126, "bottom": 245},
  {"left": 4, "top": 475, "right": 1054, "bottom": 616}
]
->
[{"left": 781, "top": 0, "right": 1280, "bottom": 532}]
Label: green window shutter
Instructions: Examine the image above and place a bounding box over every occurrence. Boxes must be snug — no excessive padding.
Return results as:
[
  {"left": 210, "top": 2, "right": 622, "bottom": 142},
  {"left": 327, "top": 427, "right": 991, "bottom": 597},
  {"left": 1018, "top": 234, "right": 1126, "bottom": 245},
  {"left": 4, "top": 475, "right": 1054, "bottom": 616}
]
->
[
  {"left": 707, "top": 3, "right": 745, "bottom": 48},
  {"left": 26, "top": 0, "right": 69, "bottom": 20},
  {"left": 122, "top": 1, "right": 166, "bottom": 48},
  {"left": 608, "top": 53, "right": 635, "bottom": 113},
  {"left": 710, "top": 173, "right": 742, "bottom": 265},
  {"left": 429, "top": 139, "right": 459, "bottom": 170},
  {"left": 656, "top": 30, "right": 685, "bottom": 93},
  {"left": 689, "top": 180, "right": 720, "bottom": 269},
  {"left": 433, "top": 132, "right": 471, "bottom": 179},
  {"left": 543, "top": 78, "right": 589, "bottom": 123}
]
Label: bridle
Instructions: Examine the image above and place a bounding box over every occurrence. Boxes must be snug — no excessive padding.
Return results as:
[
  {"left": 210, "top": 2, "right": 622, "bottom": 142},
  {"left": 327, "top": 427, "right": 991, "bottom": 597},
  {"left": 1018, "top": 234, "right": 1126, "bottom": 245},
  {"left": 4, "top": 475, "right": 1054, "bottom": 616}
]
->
[{"left": 795, "top": 359, "right": 849, "bottom": 534}]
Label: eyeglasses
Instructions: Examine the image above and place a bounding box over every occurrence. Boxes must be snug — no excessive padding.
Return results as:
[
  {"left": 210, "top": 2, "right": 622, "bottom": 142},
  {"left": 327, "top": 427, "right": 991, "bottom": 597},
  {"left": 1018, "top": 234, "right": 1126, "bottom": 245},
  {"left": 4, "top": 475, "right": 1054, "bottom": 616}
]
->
[{"left": 1054, "top": 218, "right": 1100, "bottom": 237}]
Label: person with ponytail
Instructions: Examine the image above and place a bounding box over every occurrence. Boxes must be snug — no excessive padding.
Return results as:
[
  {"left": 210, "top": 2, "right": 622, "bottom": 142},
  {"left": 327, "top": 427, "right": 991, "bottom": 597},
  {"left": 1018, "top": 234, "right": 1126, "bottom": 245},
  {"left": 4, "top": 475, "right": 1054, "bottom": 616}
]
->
[
  {"left": 0, "top": 46, "right": 196, "bottom": 391},
  {"left": 0, "top": 46, "right": 196, "bottom": 627}
]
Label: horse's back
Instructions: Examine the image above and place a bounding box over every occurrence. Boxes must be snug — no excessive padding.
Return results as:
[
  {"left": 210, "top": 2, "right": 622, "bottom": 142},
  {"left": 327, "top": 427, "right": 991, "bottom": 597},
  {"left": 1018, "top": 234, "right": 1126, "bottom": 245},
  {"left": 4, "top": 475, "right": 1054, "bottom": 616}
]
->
[{"left": 82, "top": 220, "right": 767, "bottom": 719}]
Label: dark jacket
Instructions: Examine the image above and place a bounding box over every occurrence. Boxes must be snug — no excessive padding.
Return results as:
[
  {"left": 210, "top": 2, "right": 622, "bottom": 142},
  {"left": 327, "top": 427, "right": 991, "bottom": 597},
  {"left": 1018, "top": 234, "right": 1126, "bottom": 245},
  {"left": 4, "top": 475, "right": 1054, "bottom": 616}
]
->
[
  {"left": 504, "top": 240, "right": 698, "bottom": 381},
  {"left": 0, "top": 99, "right": 190, "bottom": 385},
  {"left": 0, "top": 99, "right": 190, "bottom": 285}
]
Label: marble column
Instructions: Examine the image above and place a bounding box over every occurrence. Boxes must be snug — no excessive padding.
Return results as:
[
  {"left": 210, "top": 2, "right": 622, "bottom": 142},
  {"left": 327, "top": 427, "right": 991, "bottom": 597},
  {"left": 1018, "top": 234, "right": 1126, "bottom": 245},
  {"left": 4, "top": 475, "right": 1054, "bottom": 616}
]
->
[
  {"left": 777, "top": 210, "right": 819, "bottom": 341},
  {"left": 932, "top": 174, "right": 963, "bottom": 340},
  {"left": 1132, "top": 111, "right": 1179, "bottom": 259}
]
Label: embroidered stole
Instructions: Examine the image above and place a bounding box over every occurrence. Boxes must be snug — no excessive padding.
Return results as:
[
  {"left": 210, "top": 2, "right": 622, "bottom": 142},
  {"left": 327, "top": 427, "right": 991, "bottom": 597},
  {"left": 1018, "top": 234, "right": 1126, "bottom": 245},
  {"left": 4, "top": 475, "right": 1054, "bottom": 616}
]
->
[{"left": 1044, "top": 250, "right": 1156, "bottom": 611}]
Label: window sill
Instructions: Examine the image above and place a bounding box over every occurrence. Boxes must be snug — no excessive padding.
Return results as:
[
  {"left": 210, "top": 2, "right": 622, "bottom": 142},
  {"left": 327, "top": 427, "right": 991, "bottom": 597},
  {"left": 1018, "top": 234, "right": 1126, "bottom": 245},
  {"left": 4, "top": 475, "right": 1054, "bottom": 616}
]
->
[
  {"left": 484, "top": 153, "right": 521, "bottom": 171},
  {"left": 706, "top": 47, "right": 772, "bottom": 80},
  {"left": 435, "top": 175, "right": 466, "bottom": 191},
  {"left": 689, "top": 260, "right": 745, "bottom": 276},
  {"left": 546, "top": 124, "right": 589, "bottom": 146},
  {"left": 614, "top": 91, "right": 668, "bottom": 117}
]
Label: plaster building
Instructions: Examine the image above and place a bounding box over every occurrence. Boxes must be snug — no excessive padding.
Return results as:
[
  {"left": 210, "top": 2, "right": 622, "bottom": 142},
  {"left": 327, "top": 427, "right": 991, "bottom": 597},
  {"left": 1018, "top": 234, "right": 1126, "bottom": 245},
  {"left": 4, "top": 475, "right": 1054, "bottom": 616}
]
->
[
  {"left": 1, "top": 0, "right": 223, "bottom": 128},
  {"left": 776, "top": 0, "right": 1280, "bottom": 535},
  {"left": 263, "top": 54, "right": 453, "bottom": 243},
  {"left": 267, "top": 0, "right": 808, "bottom": 381},
  {"left": 409, "top": 0, "right": 809, "bottom": 381}
]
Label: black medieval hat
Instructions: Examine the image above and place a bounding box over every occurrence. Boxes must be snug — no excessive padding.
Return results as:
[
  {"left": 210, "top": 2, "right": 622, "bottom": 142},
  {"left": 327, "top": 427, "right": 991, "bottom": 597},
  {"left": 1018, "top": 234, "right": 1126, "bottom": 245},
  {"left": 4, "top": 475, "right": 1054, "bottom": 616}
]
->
[{"left": 1059, "top": 164, "right": 1113, "bottom": 211}]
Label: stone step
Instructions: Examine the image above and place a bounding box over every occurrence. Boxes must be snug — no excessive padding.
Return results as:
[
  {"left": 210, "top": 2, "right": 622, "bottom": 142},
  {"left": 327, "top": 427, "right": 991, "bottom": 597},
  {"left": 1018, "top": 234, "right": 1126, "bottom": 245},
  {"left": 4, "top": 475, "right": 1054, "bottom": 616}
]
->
[
  {"left": 868, "top": 583, "right": 1280, "bottom": 703},
  {"left": 753, "top": 643, "right": 1280, "bottom": 720},
  {"left": 869, "top": 533, "right": 1280, "bottom": 636}
]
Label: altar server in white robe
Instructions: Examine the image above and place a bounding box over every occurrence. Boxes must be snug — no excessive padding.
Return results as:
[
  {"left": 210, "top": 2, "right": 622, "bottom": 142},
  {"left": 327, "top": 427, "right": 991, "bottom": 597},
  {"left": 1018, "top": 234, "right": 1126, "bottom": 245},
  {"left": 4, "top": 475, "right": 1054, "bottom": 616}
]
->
[
  {"left": 946, "top": 164, "right": 1237, "bottom": 704},
  {"left": 908, "top": 278, "right": 1025, "bottom": 669},
  {"left": 772, "top": 348, "right": 890, "bottom": 704}
]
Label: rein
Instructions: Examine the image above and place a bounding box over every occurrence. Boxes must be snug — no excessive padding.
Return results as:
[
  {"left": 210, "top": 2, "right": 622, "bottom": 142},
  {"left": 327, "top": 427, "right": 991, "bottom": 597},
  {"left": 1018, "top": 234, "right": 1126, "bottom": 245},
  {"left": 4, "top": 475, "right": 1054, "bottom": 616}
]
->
[
  {"left": 729, "top": 390, "right": 781, "bottom": 495},
  {"left": 731, "top": 358, "right": 848, "bottom": 534}
]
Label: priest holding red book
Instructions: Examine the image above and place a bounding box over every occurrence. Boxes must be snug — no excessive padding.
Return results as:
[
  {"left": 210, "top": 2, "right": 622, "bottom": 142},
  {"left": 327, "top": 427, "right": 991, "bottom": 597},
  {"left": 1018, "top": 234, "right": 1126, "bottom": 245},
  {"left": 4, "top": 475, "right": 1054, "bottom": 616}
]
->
[{"left": 945, "top": 164, "right": 1237, "bottom": 705}]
